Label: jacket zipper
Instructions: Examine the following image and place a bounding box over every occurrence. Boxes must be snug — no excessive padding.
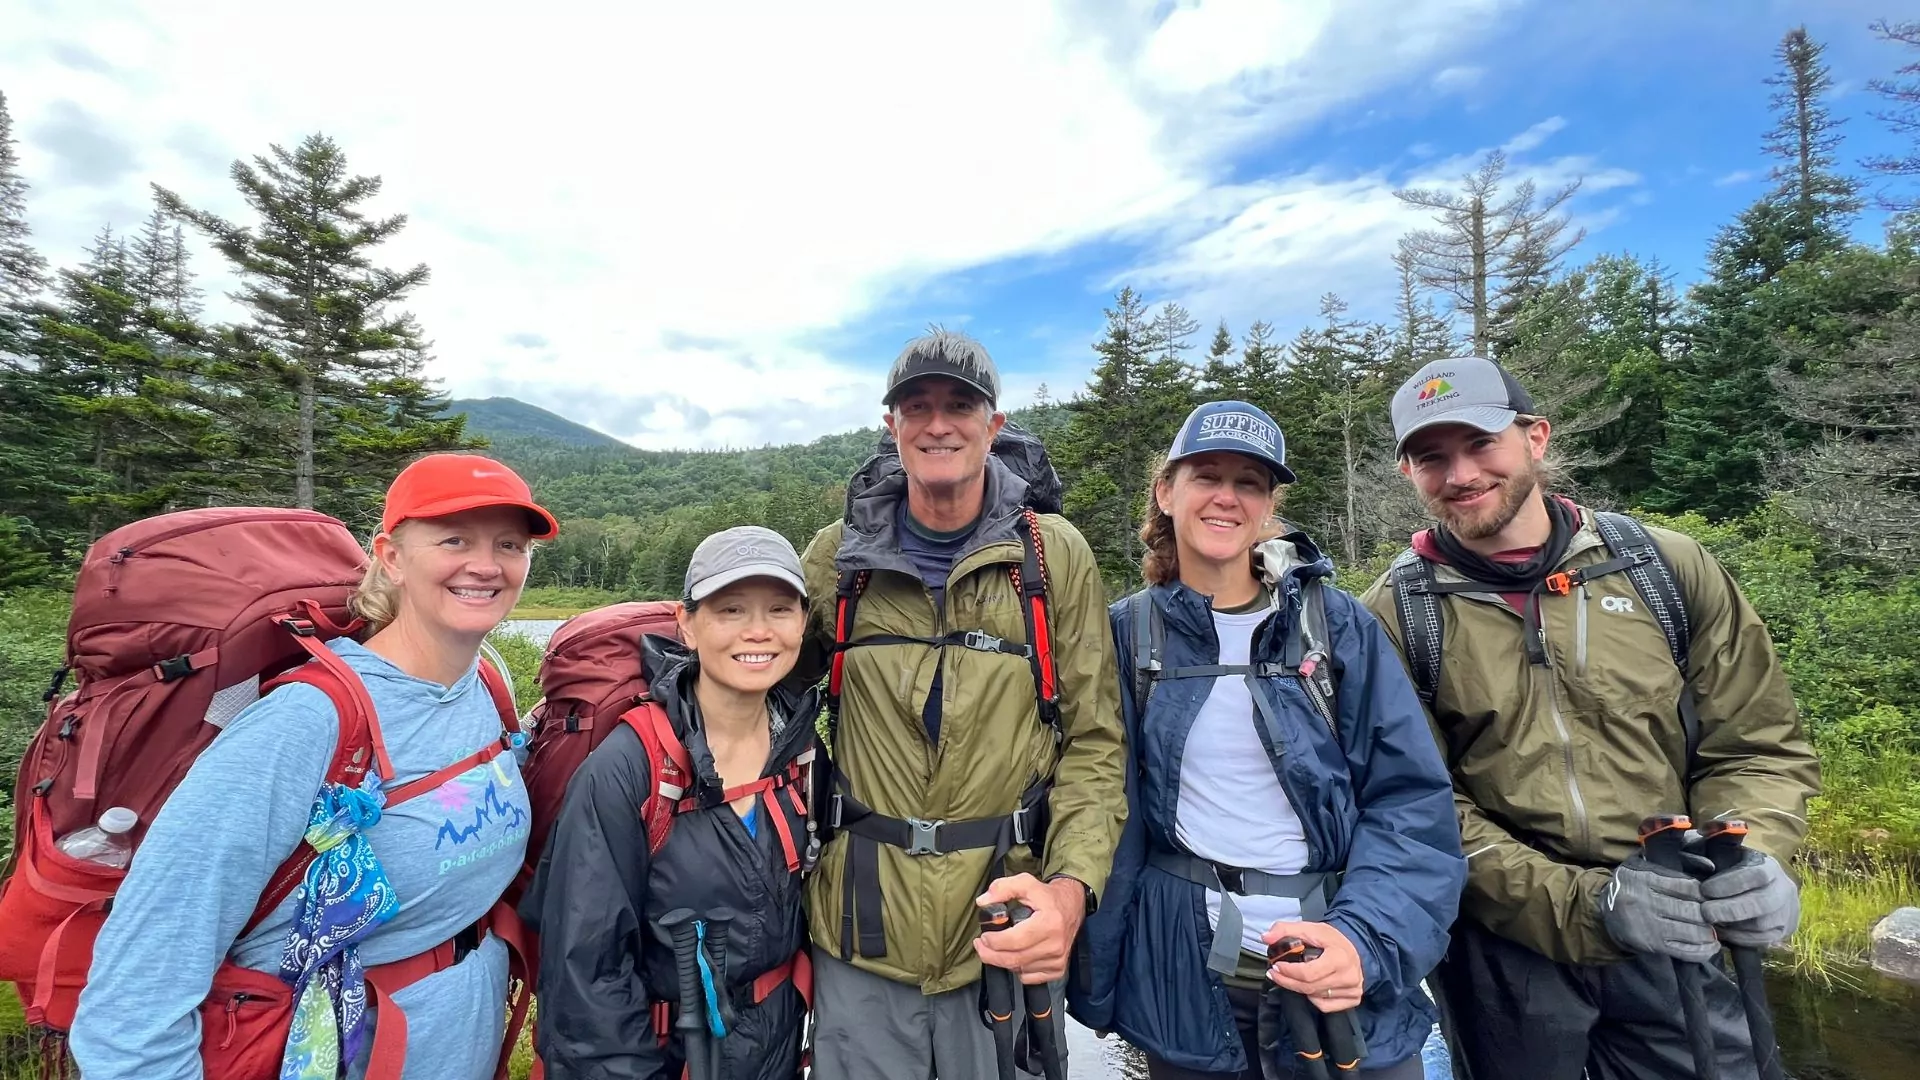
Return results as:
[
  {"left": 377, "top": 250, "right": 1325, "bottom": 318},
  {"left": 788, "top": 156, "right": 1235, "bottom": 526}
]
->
[
  {"left": 1539, "top": 635, "right": 1593, "bottom": 858},
  {"left": 103, "top": 511, "right": 330, "bottom": 594},
  {"left": 1575, "top": 584, "right": 1589, "bottom": 676}
]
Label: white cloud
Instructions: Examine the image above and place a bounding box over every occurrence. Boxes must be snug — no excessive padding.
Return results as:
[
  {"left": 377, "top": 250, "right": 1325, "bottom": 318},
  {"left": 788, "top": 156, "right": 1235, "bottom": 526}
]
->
[
  {"left": 1715, "top": 169, "right": 1760, "bottom": 187},
  {"left": 1503, "top": 116, "right": 1569, "bottom": 154},
  {"left": 1113, "top": 122, "right": 1644, "bottom": 334},
  {"left": 3, "top": 0, "right": 1519, "bottom": 448},
  {"left": 1432, "top": 65, "right": 1487, "bottom": 94}
]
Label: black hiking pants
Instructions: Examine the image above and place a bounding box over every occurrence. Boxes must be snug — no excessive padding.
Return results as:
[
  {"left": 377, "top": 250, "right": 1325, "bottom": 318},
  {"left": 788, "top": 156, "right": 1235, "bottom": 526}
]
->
[{"left": 1435, "top": 918, "right": 1759, "bottom": 1080}]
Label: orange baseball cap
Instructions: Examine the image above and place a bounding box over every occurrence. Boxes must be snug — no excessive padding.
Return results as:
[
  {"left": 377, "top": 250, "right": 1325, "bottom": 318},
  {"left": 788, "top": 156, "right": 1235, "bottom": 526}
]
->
[{"left": 380, "top": 453, "right": 560, "bottom": 539}]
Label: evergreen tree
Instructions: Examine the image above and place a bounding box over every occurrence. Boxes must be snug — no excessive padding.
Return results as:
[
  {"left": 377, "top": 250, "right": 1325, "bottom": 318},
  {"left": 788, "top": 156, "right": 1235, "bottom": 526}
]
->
[
  {"left": 1391, "top": 241, "right": 1455, "bottom": 367},
  {"left": 1394, "top": 150, "right": 1584, "bottom": 356},
  {"left": 1058, "top": 286, "right": 1158, "bottom": 589},
  {"left": 1763, "top": 27, "right": 1862, "bottom": 256},
  {"left": 1238, "top": 320, "right": 1285, "bottom": 414},
  {"left": 1864, "top": 19, "right": 1920, "bottom": 214},
  {"left": 1199, "top": 319, "right": 1240, "bottom": 397},
  {"left": 1774, "top": 250, "right": 1920, "bottom": 562},
  {"left": 0, "top": 90, "right": 48, "bottom": 305},
  {"left": 157, "top": 134, "right": 468, "bottom": 510}
]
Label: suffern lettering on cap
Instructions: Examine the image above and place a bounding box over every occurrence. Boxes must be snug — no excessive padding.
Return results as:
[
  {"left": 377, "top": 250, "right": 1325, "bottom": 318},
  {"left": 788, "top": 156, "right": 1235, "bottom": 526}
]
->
[{"left": 1197, "top": 410, "right": 1277, "bottom": 452}]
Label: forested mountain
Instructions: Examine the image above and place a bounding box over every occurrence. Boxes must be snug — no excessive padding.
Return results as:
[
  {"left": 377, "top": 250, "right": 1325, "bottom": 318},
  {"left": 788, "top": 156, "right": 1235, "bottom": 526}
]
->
[{"left": 444, "top": 396, "right": 629, "bottom": 449}]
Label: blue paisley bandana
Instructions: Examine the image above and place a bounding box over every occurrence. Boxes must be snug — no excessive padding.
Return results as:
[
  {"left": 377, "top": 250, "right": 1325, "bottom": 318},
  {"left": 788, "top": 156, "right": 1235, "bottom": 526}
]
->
[{"left": 277, "top": 775, "right": 399, "bottom": 1080}]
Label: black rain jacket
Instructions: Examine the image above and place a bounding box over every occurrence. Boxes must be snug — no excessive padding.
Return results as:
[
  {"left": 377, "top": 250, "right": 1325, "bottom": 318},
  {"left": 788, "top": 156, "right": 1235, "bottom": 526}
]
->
[{"left": 522, "top": 635, "right": 819, "bottom": 1080}]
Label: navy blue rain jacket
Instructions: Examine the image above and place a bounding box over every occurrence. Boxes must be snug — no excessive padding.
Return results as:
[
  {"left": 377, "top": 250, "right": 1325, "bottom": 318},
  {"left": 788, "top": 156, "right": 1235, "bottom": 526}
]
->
[{"left": 1066, "top": 534, "right": 1465, "bottom": 1072}]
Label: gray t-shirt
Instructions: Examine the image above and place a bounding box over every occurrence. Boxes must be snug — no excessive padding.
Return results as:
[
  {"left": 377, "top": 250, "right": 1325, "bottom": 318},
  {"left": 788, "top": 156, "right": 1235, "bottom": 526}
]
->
[{"left": 71, "top": 638, "right": 530, "bottom": 1080}]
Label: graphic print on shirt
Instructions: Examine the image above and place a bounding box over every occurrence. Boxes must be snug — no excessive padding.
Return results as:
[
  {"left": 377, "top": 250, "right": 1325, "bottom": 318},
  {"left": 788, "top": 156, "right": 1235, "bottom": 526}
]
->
[{"left": 431, "top": 756, "right": 532, "bottom": 876}]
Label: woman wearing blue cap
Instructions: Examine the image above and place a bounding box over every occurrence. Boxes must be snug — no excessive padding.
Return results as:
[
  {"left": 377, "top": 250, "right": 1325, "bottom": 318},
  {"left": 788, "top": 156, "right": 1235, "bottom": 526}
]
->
[
  {"left": 524, "top": 525, "right": 819, "bottom": 1080},
  {"left": 1068, "top": 401, "right": 1465, "bottom": 1079}
]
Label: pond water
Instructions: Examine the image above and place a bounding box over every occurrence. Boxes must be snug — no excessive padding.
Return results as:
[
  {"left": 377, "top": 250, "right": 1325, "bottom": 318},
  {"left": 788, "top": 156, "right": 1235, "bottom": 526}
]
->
[{"left": 498, "top": 621, "right": 1916, "bottom": 1079}]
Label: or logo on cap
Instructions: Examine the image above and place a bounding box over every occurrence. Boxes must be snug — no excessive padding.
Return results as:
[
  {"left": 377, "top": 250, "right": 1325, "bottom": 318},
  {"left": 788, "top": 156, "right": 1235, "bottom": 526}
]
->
[
  {"left": 1196, "top": 410, "right": 1278, "bottom": 454},
  {"left": 1417, "top": 378, "right": 1453, "bottom": 400}
]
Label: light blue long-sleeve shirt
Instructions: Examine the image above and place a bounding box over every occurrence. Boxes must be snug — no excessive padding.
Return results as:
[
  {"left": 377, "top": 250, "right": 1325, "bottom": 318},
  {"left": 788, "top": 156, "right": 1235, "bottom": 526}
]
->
[{"left": 71, "top": 638, "right": 532, "bottom": 1080}]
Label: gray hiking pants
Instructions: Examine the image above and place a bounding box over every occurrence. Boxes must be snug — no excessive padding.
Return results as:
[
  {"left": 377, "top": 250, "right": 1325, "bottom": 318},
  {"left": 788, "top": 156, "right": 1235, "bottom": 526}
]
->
[{"left": 809, "top": 948, "right": 1064, "bottom": 1079}]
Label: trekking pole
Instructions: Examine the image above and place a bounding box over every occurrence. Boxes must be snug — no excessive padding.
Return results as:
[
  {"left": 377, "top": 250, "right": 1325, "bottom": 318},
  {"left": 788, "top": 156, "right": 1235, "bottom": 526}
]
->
[
  {"left": 1267, "top": 937, "right": 1332, "bottom": 1080},
  {"left": 977, "top": 902, "right": 1022, "bottom": 1080},
  {"left": 1639, "top": 814, "right": 1719, "bottom": 1080},
  {"left": 653, "top": 908, "right": 713, "bottom": 1080},
  {"left": 1699, "top": 820, "right": 1785, "bottom": 1080},
  {"left": 1003, "top": 902, "right": 1066, "bottom": 1080}
]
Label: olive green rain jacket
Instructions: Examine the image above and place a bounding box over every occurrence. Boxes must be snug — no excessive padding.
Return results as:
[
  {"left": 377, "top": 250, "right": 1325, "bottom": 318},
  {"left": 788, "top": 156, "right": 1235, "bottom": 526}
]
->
[
  {"left": 1359, "top": 504, "right": 1820, "bottom": 965},
  {"left": 797, "top": 457, "right": 1127, "bottom": 992}
]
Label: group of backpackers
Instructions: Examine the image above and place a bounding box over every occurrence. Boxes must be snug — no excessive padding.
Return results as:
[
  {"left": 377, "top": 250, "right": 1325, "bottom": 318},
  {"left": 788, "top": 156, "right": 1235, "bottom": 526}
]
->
[{"left": 0, "top": 327, "right": 1818, "bottom": 1080}]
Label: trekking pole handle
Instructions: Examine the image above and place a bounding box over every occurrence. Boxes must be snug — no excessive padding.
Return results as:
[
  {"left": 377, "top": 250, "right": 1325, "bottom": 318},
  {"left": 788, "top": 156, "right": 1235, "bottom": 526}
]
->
[
  {"left": 1699, "top": 820, "right": 1787, "bottom": 1080},
  {"left": 1267, "top": 936, "right": 1332, "bottom": 1080},
  {"left": 1637, "top": 814, "right": 1719, "bottom": 1080}
]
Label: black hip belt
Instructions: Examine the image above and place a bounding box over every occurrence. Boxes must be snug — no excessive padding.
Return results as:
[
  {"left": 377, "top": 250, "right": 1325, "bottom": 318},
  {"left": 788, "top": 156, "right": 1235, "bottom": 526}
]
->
[
  {"left": 830, "top": 778, "right": 1050, "bottom": 961},
  {"left": 1147, "top": 849, "right": 1341, "bottom": 978}
]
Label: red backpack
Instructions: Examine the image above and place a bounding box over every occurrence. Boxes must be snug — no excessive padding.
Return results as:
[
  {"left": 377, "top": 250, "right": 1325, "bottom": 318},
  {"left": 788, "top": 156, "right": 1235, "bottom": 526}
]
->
[{"left": 0, "top": 507, "right": 529, "bottom": 1080}]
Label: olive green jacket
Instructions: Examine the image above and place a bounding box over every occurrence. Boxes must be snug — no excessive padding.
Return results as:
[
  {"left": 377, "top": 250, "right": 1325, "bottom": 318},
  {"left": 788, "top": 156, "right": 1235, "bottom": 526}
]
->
[
  {"left": 1359, "top": 506, "right": 1821, "bottom": 965},
  {"left": 797, "top": 458, "right": 1128, "bottom": 992}
]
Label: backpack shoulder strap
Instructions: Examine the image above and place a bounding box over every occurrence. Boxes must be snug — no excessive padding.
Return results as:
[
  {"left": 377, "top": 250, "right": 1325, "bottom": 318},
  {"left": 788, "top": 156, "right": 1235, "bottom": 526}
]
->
[
  {"left": 1012, "top": 509, "right": 1062, "bottom": 739},
  {"left": 1591, "top": 510, "right": 1702, "bottom": 783},
  {"left": 1290, "top": 577, "right": 1340, "bottom": 735},
  {"left": 247, "top": 630, "right": 382, "bottom": 935},
  {"left": 1388, "top": 549, "right": 1444, "bottom": 708},
  {"left": 1126, "top": 589, "right": 1162, "bottom": 712},
  {"left": 1590, "top": 512, "right": 1691, "bottom": 672},
  {"left": 622, "top": 701, "right": 693, "bottom": 856}
]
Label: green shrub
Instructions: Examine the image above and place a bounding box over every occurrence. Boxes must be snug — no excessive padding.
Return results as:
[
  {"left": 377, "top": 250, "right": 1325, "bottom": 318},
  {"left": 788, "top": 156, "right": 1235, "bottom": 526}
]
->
[{"left": 0, "top": 589, "right": 71, "bottom": 863}]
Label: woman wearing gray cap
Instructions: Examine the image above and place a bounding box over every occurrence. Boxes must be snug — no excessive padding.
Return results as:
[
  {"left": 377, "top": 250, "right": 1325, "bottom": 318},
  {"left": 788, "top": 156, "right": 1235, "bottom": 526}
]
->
[
  {"left": 525, "top": 525, "right": 820, "bottom": 1080},
  {"left": 1068, "top": 401, "right": 1464, "bottom": 1079}
]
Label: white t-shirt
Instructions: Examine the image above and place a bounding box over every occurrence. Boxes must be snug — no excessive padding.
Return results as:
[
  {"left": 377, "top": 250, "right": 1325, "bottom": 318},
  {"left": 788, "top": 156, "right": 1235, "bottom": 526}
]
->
[{"left": 1171, "top": 597, "right": 1312, "bottom": 954}]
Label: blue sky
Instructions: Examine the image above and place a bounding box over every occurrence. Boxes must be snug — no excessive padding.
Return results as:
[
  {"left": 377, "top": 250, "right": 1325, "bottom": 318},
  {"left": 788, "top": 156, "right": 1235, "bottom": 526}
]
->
[{"left": 3, "top": 0, "right": 1912, "bottom": 449}]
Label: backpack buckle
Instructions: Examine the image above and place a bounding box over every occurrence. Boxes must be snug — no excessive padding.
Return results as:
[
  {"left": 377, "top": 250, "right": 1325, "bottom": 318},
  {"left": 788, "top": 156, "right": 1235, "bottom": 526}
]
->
[
  {"left": 279, "top": 616, "right": 319, "bottom": 637},
  {"left": 1544, "top": 571, "right": 1575, "bottom": 595},
  {"left": 1010, "top": 805, "right": 1035, "bottom": 846},
  {"left": 961, "top": 630, "right": 1009, "bottom": 655},
  {"left": 154, "top": 654, "right": 197, "bottom": 682},
  {"left": 905, "top": 817, "right": 945, "bottom": 855}
]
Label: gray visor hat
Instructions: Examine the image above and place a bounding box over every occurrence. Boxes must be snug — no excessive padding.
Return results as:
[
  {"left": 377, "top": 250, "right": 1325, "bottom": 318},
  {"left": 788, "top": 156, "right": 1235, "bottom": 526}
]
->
[
  {"left": 683, "top": 525, "right": 807, "bottom": 603},
  {"left": 1390, "top": 355, "right": 1537, "bottom": 455}
]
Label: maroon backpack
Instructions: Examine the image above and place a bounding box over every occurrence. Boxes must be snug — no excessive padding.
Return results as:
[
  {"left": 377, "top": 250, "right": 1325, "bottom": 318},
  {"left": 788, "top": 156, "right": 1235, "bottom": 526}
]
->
[
  {"left": 0, "top": 507, "right": 527, "bottom": 1080},
  {"left": 513, "top": 600, "right": 685, "bottom": 896}
]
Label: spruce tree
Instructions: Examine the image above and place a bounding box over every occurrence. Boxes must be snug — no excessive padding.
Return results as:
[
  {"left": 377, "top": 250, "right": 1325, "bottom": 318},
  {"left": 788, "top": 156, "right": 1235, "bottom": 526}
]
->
[
  {"left": 1864, "top": 19, "right": 1920, "bottom": 213},
  {"left": 0, "top": 90, "right": 48, "bottom": 305},
  {"left": 1763, "top": 27, "right": 1862, "bottom": 257},
  {"left": 157, "top": 134, "right": 469, "bottom": 511},
  {"left": 1394, "top": 150, "right": 1584, "bottom": 357},
  {"left": 1057, "top": 286, "right": 1155, "bottom": 588},
  {"left": 1199, "top": 320, "right": 1240, "bottom": 397}
]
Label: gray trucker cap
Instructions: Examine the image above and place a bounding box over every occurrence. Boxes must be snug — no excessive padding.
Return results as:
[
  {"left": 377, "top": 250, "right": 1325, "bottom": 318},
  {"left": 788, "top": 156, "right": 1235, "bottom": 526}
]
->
[{"left": 1390, "top": 356, "right": 1537, "bottom": 456}]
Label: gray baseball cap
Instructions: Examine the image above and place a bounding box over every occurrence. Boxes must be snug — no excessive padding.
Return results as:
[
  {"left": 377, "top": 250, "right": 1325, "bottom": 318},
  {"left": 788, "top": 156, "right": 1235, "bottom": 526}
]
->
[
  {"left": 1390, "top": 355, "right": 1537, "bottom": 455},
  {"left": 882, "top": 327, "right": 1001, "bottom": 407},
  {"left": 683, "top": 525, "right": 807, "bottom": 603}
]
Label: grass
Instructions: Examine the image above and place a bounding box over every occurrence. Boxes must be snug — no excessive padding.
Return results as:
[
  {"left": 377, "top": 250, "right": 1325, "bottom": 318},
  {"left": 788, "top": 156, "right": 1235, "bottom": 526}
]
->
[
  {"left": 1784, "top": 855, "right": 1920, "bottom": 988},
  {"left": 509, "top": 586, "right": 631, "bottom": 621}
]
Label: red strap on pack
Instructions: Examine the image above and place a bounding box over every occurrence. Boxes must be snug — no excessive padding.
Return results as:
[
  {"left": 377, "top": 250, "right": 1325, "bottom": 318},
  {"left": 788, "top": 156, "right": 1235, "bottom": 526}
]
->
[
  {"left": 828, "top": 595, "right": 851, "bottom": 697},
  {"left": 387, "top": 739, "right": 507, "bottom": 807},
  {"left": 751, "top": 947, "right": 813, "bottom": 1007}
]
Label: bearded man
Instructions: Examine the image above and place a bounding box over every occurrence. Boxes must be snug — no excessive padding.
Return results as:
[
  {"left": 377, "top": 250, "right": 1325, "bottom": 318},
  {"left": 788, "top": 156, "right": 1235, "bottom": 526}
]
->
[{"left": 1359, "top": 356, "right": 1819, "bottom": 1080}]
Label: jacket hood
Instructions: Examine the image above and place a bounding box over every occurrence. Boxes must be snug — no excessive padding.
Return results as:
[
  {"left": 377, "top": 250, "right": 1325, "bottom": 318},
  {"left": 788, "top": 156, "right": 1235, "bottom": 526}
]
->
[{"left": 835, "top": 454, "right": 1034, "bottom": 575}]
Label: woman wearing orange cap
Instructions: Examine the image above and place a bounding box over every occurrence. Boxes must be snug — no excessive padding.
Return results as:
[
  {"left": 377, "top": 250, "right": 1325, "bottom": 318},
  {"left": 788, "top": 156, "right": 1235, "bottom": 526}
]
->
[{"left": 73, "top": 453, "right": 557, "bottom": 1080}]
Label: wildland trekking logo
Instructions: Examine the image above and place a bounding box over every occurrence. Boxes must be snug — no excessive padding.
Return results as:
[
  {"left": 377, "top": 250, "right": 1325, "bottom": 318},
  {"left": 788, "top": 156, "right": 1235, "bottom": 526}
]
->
[{"left": 1417, "top": 378, "right": 1455, "bottom": 400}]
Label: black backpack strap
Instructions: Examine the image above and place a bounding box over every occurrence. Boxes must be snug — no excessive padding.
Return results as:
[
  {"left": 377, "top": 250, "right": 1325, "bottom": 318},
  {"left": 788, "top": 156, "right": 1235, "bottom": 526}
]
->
[
  {"left": 1592, "top": 511, "right": 1700, "bottom": 780},
  {"left": 1127, "top": 589, "right": 1160, "bottom": 712},
  {"left": 1388, "top": 549, "right": 1444, "bottom": 708}
]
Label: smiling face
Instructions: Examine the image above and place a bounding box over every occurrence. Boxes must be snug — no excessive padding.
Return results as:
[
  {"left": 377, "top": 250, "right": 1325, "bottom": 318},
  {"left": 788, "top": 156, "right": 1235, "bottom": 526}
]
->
[
  {"left": 1399, "top": 418, "right": 1551, "bottom": 541},
  {"left": 678, "top": 578, "right": 806, "bottom": 697},
  {"left": 883, "top": 376, "right": 1006, "bottom": 498},
  {"left": 374, "top": 505, "right": 533, "bottom": 644},
  {"left": 1157, "top": 451, "right": 1278, "bottom": 574}
]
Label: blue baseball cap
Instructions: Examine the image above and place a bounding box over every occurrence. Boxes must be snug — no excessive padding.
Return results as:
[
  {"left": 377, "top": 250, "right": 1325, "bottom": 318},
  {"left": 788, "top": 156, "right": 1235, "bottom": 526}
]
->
[{"left": 1166, "top": 400, "right": 1296, "bottom": 485}]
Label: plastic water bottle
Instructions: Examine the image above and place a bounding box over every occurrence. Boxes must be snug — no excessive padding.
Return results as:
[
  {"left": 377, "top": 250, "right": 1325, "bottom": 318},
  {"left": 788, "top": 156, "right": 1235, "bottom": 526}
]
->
[{"left": 57, "top": 806, "right": 138, "bottom": 868}]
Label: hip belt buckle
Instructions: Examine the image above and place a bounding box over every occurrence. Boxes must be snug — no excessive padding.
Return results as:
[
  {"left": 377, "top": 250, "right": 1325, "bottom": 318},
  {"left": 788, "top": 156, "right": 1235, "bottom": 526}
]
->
[{"left": 906, "top": 817, "right": 946, "bottom": 855}]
